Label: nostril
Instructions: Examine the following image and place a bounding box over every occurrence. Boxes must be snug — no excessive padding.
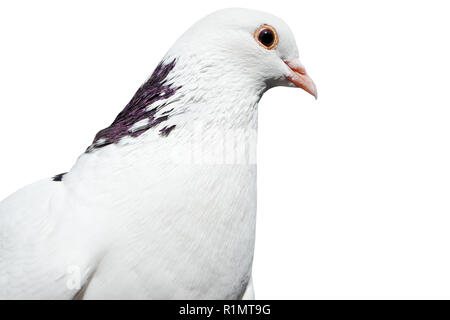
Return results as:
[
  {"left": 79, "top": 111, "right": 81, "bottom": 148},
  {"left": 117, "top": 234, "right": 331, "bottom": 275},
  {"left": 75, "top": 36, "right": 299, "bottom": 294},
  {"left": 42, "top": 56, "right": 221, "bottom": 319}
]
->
[{"left": 284, "top": 60, "right": 307, "bottom": 75}]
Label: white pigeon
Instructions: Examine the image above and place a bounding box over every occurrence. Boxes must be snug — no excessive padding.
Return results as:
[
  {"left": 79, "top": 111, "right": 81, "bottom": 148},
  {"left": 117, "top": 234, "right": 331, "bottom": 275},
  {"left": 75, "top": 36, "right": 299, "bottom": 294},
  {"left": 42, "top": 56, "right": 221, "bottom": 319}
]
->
[{"left": 0, "top": 8, "right": 316, "bottom": 299}]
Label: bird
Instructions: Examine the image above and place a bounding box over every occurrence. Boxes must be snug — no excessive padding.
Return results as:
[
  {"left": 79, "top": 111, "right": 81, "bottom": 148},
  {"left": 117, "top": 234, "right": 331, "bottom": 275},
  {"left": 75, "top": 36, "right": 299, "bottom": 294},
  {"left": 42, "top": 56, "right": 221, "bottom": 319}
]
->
[{"left": 0, "top": 8, "right": 317, "bottom": 299}]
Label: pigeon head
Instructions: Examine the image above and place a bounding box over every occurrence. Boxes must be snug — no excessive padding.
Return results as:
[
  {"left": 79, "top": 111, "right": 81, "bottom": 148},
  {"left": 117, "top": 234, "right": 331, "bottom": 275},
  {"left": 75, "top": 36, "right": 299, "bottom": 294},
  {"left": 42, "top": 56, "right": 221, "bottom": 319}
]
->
[
  {"left": 167, "top": 8, "right": 317, "bottom": 98},
  {"left": 88, "top": 8, "right": 316, "bottom": 151}
]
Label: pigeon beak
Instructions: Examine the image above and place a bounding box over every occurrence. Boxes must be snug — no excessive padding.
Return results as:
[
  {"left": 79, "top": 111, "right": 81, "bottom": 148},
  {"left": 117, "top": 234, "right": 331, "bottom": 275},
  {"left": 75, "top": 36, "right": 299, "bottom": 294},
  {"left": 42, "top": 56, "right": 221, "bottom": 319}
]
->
[{"left": 285, "top": 59, "right": 318, "bottom": 99}]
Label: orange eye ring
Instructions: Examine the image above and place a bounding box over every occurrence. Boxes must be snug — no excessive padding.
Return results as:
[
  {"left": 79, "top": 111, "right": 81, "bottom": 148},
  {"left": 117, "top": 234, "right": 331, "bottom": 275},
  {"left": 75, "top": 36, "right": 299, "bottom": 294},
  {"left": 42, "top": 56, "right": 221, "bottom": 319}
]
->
[{"left": 254, "top": 24, "right": 278, "bottom": 50}]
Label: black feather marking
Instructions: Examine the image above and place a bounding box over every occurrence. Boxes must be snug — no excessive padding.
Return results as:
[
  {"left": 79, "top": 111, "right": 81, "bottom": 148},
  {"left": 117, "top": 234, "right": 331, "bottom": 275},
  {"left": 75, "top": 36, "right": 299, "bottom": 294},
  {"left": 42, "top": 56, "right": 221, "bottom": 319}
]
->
[{"left": 52, "top": 172, "right": 67, "bottom": 182}]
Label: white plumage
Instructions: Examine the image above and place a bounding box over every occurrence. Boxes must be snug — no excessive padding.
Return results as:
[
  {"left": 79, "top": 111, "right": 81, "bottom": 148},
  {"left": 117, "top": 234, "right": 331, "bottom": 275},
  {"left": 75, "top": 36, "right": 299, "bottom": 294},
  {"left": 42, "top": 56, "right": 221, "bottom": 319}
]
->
[{"left": 0, "top": 8, "right": 316, "bottom": 299}]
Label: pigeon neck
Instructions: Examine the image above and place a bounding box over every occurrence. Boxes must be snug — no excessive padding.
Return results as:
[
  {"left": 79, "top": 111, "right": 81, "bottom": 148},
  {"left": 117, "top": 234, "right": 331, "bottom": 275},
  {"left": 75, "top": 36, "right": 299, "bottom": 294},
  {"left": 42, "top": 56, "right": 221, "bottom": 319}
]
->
[
  {"left": 85, "top": 56, "right": 265, "bottom": 153},
  {"left": 163, "top": 54, "right": 266, "bottom": 130}
]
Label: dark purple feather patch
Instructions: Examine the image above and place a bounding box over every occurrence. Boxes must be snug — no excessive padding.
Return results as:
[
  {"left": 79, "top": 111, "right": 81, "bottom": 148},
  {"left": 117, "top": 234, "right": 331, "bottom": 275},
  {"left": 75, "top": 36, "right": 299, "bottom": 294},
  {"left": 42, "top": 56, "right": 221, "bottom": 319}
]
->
[
  {"left": 159, "top": 125, "right": 176, "bottom": 137},
  {"left": 86, "top": 59, "right": 180, "bottom": 152}
]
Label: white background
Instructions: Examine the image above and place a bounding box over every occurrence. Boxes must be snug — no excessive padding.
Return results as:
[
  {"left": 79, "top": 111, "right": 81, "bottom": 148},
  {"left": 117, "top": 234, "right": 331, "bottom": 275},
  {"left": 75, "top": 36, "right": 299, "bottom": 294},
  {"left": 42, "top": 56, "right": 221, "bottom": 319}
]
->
[{"left": 1, "top": 0, "right": 449, "bottom": 299}]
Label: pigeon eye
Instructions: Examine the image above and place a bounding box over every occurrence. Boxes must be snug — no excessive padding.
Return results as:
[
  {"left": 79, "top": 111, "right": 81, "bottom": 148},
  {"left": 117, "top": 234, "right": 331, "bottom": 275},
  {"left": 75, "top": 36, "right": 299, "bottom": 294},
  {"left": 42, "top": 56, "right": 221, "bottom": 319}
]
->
[{"left": 254, "top": 25, "right": 278, "bottom": 50}]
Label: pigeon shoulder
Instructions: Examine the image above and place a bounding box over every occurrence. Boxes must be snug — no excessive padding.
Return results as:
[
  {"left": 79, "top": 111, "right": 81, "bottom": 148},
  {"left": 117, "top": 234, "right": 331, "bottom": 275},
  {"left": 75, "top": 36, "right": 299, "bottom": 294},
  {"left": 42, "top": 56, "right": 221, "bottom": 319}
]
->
[{"left": 0, "top": 178, "right": 101, "bottom": 299}]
